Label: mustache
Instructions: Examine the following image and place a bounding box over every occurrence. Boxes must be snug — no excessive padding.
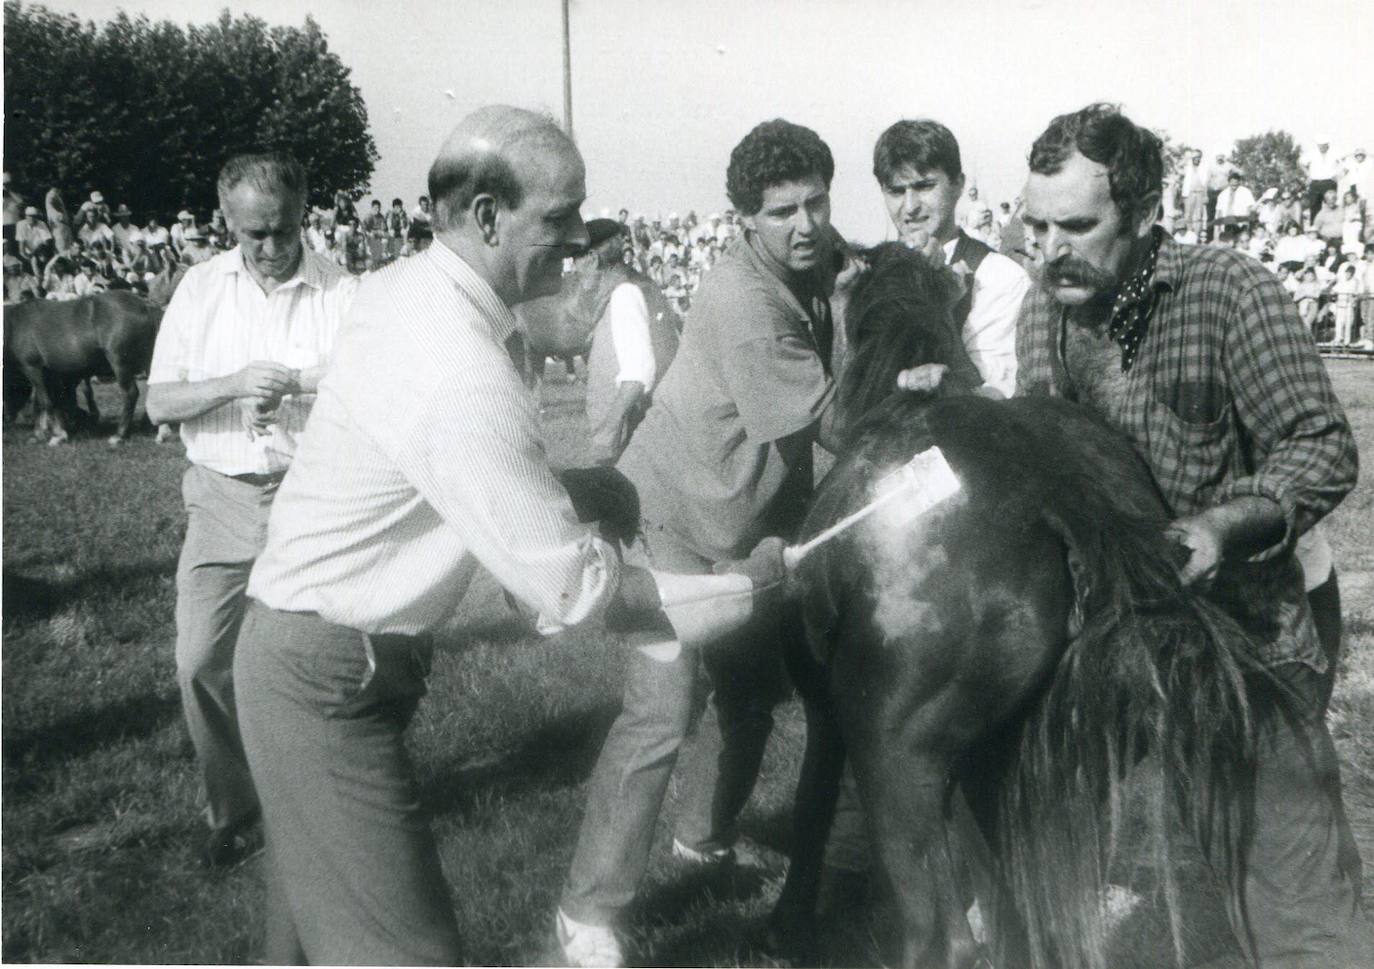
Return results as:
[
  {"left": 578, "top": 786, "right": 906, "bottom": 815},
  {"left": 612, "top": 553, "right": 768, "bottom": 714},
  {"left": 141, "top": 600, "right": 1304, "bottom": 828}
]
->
[{"left": 1043, "top": 255, "right": 1115, "bottom": 288}]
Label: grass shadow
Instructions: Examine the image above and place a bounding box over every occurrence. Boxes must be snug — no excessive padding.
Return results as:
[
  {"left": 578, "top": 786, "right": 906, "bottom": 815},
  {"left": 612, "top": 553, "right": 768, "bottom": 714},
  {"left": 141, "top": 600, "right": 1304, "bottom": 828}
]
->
[
  {"left": 2, "top": 559, "right": 176, "bottom": 625},
  {"left": 420, "top": 702, "right": 621, "bottom": 816},
  {"left": 2, "top": 690, "right": 182, "bottom": 779}
]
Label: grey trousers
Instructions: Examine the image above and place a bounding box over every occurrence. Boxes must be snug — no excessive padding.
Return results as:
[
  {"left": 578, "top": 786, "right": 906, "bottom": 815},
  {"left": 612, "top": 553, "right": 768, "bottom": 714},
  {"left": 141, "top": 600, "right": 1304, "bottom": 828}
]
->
[
  {"left": 561, "top": 520, "right": 792, "bottom": 924},
  {"left": 174, "top": 464, "right": 275, "bottom": 832},
  {"left": 235, "top": 601, "right": 460, "bottom": 965}
]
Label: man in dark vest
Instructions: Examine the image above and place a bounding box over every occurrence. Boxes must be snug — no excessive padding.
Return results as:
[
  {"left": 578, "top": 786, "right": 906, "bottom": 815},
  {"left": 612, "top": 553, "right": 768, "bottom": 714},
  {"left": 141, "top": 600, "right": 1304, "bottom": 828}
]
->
[
  {"left": 567, "top": 218, "right": 681, "bottom": 465},
  {"left": 874, "top": 118, "right": 1029, "bottom": 397}
]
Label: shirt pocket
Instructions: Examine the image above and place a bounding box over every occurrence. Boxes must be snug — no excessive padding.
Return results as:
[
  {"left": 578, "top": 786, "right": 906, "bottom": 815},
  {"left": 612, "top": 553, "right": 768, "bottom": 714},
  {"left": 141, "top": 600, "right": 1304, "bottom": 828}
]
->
[{"left": 1144, "top": 389, "right": 1236, "bottom": 500}]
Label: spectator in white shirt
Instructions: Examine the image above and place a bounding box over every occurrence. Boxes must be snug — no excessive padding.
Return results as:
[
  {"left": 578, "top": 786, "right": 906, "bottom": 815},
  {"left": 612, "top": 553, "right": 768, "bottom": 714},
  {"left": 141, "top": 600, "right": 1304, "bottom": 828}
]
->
[
  {"left": 873, "top": 118, "right": 1030, "bottom": 397},
  {"left": 145, "top": 152, "right": 359, "bottom": 872},
  {"left": 1213, "top": 171, "right": 1256, "bottom": 231},
  {"left": 573, "top": 219, "right": 680, "bottom": 464},
  {"left": 1304, "top": 140, "right": 1341, "bottom": 221},
  {"left": 303, "top": 210, "right": 329, "bottom": 254},
  {"left": 233, "top": 106, "right": 784, "bottom": 967},
  {"left": 1181, "top": 149, "right": 1210, "bottom": 237}
]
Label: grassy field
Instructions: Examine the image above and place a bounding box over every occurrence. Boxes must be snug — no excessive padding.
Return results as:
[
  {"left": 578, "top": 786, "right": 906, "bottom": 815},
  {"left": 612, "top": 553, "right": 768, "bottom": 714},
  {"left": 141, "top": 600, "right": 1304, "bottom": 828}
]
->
[{"left": 3, "top": 361, "right": 1371, "bottom": 966}]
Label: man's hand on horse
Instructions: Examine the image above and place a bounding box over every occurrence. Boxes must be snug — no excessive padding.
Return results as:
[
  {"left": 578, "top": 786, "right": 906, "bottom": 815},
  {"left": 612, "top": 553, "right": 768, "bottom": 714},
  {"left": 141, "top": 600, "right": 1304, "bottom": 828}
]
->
[
  {"left": 896, "top": 362, "right": 949, "bottom": 393},
  {"left": 713, "top": 536, "right": 788, "bottom": 591},
  {"left": 234, "top": 361, "right": 300, "bottom": 406},
  {"left": 1166, "top": 513, "right": 1225, "bottom": 589}
]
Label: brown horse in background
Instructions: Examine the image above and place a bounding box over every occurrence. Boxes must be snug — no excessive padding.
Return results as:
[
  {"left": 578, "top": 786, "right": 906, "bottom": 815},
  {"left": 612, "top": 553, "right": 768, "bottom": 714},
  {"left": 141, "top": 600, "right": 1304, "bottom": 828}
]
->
[
  {"left": 4, "top": 290, "right": 162, "bottom": 443},
  {"left": 769, "top": 244, "right": 1268, "bottom": 969}
]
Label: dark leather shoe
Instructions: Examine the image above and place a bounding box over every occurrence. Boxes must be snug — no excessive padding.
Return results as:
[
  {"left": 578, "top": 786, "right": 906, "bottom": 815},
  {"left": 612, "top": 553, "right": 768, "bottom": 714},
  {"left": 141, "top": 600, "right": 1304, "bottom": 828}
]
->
[{"left": 200, "top": 813, "right": 263, "bottom": 869}]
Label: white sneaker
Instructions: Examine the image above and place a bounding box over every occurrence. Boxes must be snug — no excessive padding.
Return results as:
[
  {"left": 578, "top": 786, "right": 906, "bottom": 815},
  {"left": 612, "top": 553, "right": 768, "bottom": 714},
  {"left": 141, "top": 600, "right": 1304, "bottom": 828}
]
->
[
  {"left": 556, "top": 908, "right": 625, "bottom": 968},
  {"left": 670, "top": 837, "right": 734, "bottom": 866}
]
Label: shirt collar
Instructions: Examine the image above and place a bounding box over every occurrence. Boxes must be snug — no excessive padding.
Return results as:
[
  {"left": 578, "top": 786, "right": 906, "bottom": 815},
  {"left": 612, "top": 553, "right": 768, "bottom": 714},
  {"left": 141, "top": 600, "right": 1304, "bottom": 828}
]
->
[
  {"left": 216, "top": 246, "right": 324, "bottom": 292},
  {"left": 427, "top": 238, "right": 519, "bottom": 345}
]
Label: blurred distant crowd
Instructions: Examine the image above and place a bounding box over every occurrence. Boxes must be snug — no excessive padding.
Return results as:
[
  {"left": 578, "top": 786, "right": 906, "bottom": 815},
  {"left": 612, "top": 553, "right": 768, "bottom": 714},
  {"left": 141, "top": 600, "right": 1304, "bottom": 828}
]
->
[{"left": 6, "top": 137, "right": 1372, "bottom": 347}]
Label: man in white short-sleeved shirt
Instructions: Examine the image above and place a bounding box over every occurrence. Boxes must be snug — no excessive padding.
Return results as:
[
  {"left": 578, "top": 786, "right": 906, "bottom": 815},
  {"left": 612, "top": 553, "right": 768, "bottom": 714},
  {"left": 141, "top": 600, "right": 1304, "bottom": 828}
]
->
[
  {"left": 145, "top": 152, "right": 357, "bottom": 868},
  {"left": 874, "top": 118, "right": 1030, "bottom": 397}
]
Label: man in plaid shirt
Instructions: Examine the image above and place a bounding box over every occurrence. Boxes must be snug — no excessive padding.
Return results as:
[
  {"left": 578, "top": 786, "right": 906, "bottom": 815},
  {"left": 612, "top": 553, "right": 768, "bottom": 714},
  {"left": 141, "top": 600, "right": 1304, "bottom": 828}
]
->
[{"left": 1016, "top": 103, "right": 1366, "bottom": 967}]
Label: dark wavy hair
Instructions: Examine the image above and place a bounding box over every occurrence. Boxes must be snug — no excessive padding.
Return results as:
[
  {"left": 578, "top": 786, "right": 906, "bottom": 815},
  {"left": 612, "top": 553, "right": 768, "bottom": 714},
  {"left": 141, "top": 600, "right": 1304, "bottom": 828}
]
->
[
  {"left": 1028, "top": 103, "right": 1163, "bottom": 223},
  {"left": 726, "top": 119, "right": 834, "bottom": 216},
  {"left": 873, "top": 119, "right": 962, "bottom": 185}
]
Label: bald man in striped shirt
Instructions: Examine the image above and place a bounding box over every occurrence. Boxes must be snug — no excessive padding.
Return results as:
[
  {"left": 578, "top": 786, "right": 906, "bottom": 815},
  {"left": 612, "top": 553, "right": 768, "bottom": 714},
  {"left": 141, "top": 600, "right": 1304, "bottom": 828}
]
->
[
  {"left": 233, "top": 106, "right": 784, "bottom": 966},
  {"left": 146, "top": 152, "right": 358, "bottom": 870}
]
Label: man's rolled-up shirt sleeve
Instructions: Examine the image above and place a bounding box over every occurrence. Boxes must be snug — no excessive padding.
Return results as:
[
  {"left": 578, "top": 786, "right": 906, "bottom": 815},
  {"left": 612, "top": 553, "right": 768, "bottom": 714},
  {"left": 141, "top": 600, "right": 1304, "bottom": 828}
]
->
[
  {"left": 395, "top": 367, "right": 620, "bottom": 628},
  {"left": 1219, "top": 272, "right": 1358, "bottom": 560},
  {"left": 722, "top": 331, "right": 833, "bottom": 444}
]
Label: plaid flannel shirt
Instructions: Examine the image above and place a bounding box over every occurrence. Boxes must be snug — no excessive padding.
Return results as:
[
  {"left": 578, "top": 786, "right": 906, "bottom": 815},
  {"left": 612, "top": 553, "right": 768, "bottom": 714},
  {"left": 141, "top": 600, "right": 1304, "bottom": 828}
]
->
[{"left": 1015, "top": 230, "right": 1358, "bottom": 669}]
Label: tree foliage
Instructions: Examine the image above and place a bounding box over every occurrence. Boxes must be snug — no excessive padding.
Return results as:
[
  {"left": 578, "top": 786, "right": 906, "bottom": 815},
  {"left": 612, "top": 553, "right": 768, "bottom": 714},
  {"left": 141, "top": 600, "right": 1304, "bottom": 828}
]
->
[
  {"left": 1231, "top": 131, "right": 1304, "bottom": 195},
  {"left": 3, "top": 1, "right": 378, "bottom": 218}
]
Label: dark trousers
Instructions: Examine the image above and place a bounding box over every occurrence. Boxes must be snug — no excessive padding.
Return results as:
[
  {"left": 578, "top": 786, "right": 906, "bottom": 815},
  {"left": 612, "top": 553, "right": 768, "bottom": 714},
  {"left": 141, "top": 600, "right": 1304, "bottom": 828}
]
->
[{"left": 1307, "top": 179, "right": 1337, "bottom": 221}]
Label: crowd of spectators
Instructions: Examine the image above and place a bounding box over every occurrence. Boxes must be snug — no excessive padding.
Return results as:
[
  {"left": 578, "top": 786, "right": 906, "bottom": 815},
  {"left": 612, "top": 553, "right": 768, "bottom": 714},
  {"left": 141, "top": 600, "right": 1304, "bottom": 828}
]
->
[
  {"left": 6, "top": 141, "right": 1372, "bottom": 347},
  {"left": 1149, "top": 143, "right": 1374, "bottom": 348}
]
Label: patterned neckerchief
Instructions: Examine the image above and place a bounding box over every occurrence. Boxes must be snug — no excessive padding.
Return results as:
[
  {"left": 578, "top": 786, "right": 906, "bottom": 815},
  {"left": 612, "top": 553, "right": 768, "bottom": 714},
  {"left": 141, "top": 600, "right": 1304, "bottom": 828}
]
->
[{"left": 1107, "top": 228, "right": 1164, "bottom": 372}]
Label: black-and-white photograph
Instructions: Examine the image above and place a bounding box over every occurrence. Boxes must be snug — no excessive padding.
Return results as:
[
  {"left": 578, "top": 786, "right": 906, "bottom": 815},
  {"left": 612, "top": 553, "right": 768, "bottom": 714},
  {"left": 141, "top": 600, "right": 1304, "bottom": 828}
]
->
[{"left": 3, "top": 0, "right": 1372, "bottom": 965}]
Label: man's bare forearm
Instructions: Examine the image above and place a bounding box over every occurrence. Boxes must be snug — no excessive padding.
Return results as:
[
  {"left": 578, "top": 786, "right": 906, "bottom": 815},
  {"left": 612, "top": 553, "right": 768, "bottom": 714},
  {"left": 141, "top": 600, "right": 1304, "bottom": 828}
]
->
[{"left": 145, "top": 377, "right": 242, "bottom": 425}]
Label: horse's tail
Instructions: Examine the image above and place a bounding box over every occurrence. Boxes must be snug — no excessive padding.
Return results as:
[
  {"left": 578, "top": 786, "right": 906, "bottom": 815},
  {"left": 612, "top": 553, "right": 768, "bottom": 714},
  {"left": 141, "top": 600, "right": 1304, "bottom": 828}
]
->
[{"left": 996, "top": 486, "right": 1265, "bottom": 969}]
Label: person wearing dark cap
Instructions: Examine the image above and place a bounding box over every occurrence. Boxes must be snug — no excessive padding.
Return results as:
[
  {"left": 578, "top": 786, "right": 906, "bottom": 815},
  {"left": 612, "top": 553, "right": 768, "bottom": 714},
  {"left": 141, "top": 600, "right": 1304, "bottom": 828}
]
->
[{"left": 570, "top": 218, "right": 680, "bottom": 465}]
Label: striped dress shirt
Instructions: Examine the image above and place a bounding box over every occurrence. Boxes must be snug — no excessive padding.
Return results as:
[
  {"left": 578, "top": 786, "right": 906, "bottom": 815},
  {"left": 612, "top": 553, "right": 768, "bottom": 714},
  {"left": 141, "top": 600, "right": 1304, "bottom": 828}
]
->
[
  {"left": 148, "top": 246, "right": 358, "bottom": 475},
  {"left": 247, "top": 241, "right": 619, "bottom": 635}
]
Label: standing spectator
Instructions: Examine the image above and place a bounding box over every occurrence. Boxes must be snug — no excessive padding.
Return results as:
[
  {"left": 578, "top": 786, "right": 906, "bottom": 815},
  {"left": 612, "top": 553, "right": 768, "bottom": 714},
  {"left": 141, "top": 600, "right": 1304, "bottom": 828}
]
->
[
  {"left": 1205, "top": 152, "right": 1235, "bottom": 236},
  {"left": 1181, "top": 149, "right": 1209, "bottom": 238},
  {"left": 1303, "top": 140, "right": 1341, "bottom": 221},
  {"left": 1331, "top": 262, "right": 1359, "bottom": 345},
  {"left": 344, "top": 216, "right": 368, "bottom": 273},
  {"left": 386, "top": 198, "right": 409, "bottom": 261},
  {"left": 409, "top": 195, "right": 434, "bottom": 251},
  {"left": 304, "top": 211, "right": 329, "bottom": 254},
  {"left": 362, "top": 199, "right": 387, "bottom": 269},
  {"left": 2, "top": 170, "right": 23, "bottom": 244},
  {"left": 331, "top": 190, "right": 357, "bottom": 232},
  {"left": 145, "top": 151, "right": 358, "bottom": 872},
  {"left": 1340, "top": 147, "right": 1373, "bottom": 202},
  {"left": 110, "top": 205, "right": 142, "bottom": 257},
  {"left": 1358, "top": 243, "right": 1374, "bottom": 346},
  {"left": 207, "top": 209, "right": 232, "bottom": 251},
  {"left": 44, "top": 188, "right": 74, "bottom": 254},
  {"left": 1341, "top": 188, "right": 1364, "bottom": 255}
]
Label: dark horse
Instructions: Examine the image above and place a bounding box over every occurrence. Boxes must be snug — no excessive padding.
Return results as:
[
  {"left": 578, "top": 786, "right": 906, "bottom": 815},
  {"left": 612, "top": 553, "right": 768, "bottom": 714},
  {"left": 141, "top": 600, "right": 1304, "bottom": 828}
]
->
[
  {"left": 4, "top": 290, "right": 162, "bottom": 443},
  {"left": 769, "top": 244, "right": 1266, "bottom": 969}
]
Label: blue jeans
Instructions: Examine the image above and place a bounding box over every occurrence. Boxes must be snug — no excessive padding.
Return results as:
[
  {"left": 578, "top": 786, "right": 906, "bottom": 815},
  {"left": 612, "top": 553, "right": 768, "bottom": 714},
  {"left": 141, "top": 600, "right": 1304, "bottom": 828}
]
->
[
  {"left": 560, "top": 519, "right": 792, "bottom": 924},
  {"left": 235, "top": 602, "right": 461, "bottom": 965}
]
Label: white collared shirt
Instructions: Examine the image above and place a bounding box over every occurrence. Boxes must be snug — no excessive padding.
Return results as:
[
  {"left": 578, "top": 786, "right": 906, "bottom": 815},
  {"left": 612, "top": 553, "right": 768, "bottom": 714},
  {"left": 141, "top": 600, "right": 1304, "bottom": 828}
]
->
[
  {"left": 247, "top": 241, "right": 619, "bottom": 636},
  {"left": 148, "top": 246, "right": 357, "bottom": 476},
  {"left": 943, "top": 236, "right": 1030, "bottom": 398},
  {"left": 1215, "top": 185, "right": 1256, "bottom": 218}
]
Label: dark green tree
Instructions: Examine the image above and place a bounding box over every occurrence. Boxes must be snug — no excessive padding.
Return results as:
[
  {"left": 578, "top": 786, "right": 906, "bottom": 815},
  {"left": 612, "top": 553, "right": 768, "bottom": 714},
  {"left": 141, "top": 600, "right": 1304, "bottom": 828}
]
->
[
  {"left": 3, "top": 2, "right": 377, "bottom": 219},
  {"left": 1231, "top": 131, "right": 1304, "bottom": 195}
]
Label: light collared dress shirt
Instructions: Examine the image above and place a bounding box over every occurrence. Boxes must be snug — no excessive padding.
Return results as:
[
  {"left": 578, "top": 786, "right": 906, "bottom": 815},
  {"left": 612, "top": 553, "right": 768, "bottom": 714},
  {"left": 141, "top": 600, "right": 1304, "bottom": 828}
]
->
[
  {"left": 247, "top": 240, "right": 619, "bottom": 636},
  {"left": 1215, "top": 185, "right": 1257, "bottom": 219},
  {"left": 942, "top": 235, "right": 1030, "bottom": 398},
  {"left": 148, "top": 246, "right": 357, "bottom": 476}
]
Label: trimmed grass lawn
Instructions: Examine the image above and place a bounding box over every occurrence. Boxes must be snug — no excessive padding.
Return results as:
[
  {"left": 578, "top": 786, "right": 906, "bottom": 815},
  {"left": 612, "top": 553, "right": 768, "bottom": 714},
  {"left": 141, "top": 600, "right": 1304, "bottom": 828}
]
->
[{"left": 3, "top": 360, "right": 1371, "bottom": 965}]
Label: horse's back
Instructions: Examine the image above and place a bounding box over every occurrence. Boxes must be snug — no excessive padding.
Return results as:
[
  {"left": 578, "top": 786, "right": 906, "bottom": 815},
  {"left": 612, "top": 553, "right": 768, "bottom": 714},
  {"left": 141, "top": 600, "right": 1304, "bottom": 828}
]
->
[{"left": 5, "top": 292, "right": 158, "bottom": 376}]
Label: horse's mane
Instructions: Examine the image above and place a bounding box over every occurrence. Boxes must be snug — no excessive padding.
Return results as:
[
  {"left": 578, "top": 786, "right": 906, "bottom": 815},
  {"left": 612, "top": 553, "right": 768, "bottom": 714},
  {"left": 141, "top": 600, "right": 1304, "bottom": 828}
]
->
[{"left": 836, "top": 243, "right": 977, "bottom": 436}]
